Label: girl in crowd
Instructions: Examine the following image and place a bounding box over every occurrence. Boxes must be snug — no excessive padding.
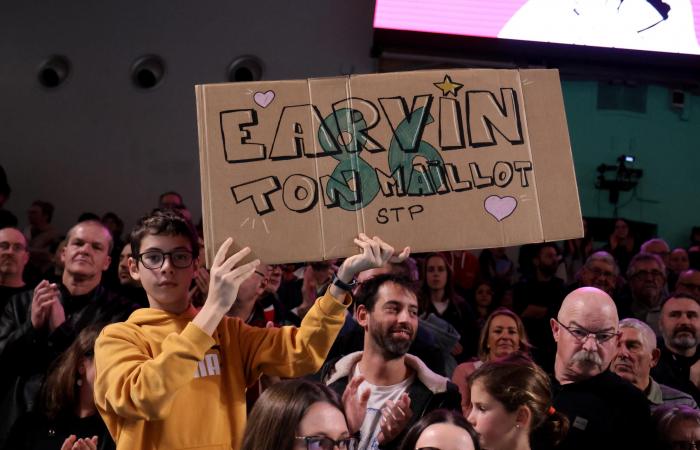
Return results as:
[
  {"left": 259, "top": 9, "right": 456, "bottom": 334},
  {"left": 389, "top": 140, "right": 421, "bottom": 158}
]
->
[
  {"left": 240, "top": 379, "right": 356, "bottom": 450},
  {"left": 4, "top": 326, "right": 113, "bottom": 450},
  {"left": 400, "top": 409, "right": 480, "bottom": 450},
  {"left": 467, "top": 353, "right": 569, "bottom": 450},
  {"left": 420, "top": 253, "right": 478, "bottom": 362},
  {"left": 470, "top": 280, "right": 497, "bottom": 330},
  {"left": 653, "top": 404, "right": 700, "bottom": 450},
  {"left": 451, "top": 308, "right": 530, "bottom": 416}
]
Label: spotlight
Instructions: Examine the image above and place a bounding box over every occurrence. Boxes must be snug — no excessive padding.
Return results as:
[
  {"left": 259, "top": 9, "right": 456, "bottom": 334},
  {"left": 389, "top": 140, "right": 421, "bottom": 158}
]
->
[
  {"left": 227, "top": 56, "right": 264, "bottom": 82},
  {"left": 38, "top": 55, "right": 71, "bottom": 88},
  {"left": 131, "top": 55, "right": 166, "bottom": 90}
]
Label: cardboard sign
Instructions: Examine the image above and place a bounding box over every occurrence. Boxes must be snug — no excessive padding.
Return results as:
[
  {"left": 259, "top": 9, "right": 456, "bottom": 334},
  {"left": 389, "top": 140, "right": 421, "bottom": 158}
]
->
[{"left": 195, "top": 69, "right": 582, "bottom": 265}]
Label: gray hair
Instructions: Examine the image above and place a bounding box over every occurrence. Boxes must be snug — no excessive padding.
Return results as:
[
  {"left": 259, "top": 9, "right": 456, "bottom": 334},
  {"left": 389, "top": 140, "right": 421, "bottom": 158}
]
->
[
  {"left": 627, "top": 252, "right": 666, "bottom": 279},
  {"left": 619, "top": 318, "right": 657, "bottom": 353},
  {"left": 584, "top": 251, "right": 619, "bottom": 276},
  {"left": 641, "top": 238, "right": 670, "bottom": 254}
]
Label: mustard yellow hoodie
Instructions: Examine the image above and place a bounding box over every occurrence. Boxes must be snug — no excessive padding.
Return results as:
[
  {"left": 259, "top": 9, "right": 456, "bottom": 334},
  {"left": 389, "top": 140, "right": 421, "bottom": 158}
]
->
[{"left": 94, "top": 290, "right": 349, "bottom": 450}]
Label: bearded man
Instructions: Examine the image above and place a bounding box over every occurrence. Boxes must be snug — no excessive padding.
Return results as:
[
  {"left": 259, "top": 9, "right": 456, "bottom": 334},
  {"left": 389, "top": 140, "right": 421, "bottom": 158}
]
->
[{"left": 323, "top": 274, "right": 460, "bottom": 450}]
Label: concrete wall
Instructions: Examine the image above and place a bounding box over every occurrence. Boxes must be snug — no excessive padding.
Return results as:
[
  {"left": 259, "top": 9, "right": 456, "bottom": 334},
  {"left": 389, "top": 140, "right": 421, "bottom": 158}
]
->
[
  {"left": 0, "top": 0, "right": 376, "bottom": 234},
  {"left": 2, "top": 1, "right": 697, "bottom": 248}
]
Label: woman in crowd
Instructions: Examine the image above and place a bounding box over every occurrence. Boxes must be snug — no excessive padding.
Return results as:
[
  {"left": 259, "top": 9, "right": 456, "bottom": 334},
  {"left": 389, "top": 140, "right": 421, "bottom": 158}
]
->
[
  {"left": 653, "top": 404, "right": 700, "bottom": 450},
  {"left": 467, "top": 353, "right": 569, "bottom": 450},
  {"left": 604, "top": 218, "right": 637, "bottom": 274},
  {"left": 420, "top": 253, "right": 479, "bottom": 361},
  {"left": 451, "top": 308, "right": 530, "bottom": 416},
  {"left": 240, "top": 379, "right": 356, "bottom": 450},
  {"left": 400, "top": 409, "right": 480, "bottom": 450},
  {"left": 4, "top": 326, "right": 113, "bottom": 450}
]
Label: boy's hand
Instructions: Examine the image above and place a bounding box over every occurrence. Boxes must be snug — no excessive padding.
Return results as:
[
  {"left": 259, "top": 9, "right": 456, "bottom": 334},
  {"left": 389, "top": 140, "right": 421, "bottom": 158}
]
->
[
  {"left": 208, "top": 238, "right": 260, "bottom": 311},
  {"left": 193, "top": 238, "right": 259, "bottom": 335},
  {"left": 331, "top": 234, "right": 410, "bottom": 298}
]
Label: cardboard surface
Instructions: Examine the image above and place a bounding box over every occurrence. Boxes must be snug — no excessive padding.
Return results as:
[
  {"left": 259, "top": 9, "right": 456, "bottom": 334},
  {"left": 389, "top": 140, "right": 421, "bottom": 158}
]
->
[{"left": 195, "top": 68, "right": 583, "bottom": 265}]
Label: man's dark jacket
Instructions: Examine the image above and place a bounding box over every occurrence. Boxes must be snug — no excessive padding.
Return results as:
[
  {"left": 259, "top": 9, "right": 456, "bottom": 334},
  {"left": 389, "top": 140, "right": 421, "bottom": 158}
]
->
[{"left": 0, "top": 284, "right": 138, "bottom": 448}]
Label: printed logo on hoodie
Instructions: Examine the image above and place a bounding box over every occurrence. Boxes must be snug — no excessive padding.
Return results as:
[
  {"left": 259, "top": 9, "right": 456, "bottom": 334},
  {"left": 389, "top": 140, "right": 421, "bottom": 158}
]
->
[{"left": 194, "top": 352, "right": 221, "bottom": 378}]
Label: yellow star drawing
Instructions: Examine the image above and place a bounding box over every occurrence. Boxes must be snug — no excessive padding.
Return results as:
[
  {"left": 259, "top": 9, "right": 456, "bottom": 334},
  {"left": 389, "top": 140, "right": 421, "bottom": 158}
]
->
[{"left": 433, "top": 75, "right": 464, "bottom": 97}]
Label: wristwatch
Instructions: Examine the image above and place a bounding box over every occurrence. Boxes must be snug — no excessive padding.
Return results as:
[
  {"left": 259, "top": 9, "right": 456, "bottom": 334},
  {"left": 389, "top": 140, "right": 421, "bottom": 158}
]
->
[{"left": 332, "top": 274, "right": 357, "bottom": 291}]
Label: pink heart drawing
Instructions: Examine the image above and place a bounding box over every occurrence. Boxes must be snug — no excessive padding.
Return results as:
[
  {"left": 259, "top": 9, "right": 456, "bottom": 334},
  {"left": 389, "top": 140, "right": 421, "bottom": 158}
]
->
[
  {"left": 254, "top": 90, "right": 275, "bottom": 108},
  {"left": 484, "top": 195, "right": 517, "bottom": 222}
]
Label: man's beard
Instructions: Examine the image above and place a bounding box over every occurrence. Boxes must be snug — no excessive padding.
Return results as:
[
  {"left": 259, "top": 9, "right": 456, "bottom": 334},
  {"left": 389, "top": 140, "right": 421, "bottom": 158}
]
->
[
  {"left": 671, "top": 326, "right": 698, "bottom": 350},
  {"left": 369, "top": 323, "right": 414, "bottom": 360}
]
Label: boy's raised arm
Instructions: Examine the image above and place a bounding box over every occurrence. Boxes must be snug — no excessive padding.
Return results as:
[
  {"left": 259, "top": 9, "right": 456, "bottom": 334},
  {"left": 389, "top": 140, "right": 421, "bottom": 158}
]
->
[{"left": 192, "top": 238, "right": 260, "bottom": 335}]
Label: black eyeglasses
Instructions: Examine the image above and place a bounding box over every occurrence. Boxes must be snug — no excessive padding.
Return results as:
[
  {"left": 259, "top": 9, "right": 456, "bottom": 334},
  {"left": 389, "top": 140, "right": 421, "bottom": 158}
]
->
[
  {"left": 137, "top": 250, "right": 194, "bottom": 269},
  {"left": 588, "top": 267, "right": 615, "bottom": 279},
  {"left": 630, "top": 269, "right": 665, "bottom": 280},
  {"left": 295, "top": 436, "right": 358, "bottom": 450},
  {"left": 554, "top": 318, "right": 619, "bottom": 345}
]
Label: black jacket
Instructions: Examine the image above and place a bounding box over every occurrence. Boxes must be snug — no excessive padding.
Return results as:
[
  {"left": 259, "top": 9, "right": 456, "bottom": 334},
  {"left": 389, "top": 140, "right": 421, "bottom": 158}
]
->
[
  {"left": 551, "top": 371, "right": 653, "bottom": 450},
  {"left": 0, "top": 285, "right": 138, "bottom": 448}
]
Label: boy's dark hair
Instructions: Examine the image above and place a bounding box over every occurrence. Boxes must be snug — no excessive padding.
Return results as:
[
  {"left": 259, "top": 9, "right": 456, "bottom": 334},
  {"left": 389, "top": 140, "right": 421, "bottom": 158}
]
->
[
  {"left": 355, "top": 273, "right": 416, "bottom": 312},
  {"left": 130, "top": 209, "right": 199, "bottom": 261}
]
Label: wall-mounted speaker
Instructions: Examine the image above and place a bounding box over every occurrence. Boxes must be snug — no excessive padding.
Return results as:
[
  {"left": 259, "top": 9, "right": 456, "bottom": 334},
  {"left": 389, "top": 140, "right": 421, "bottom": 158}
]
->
[
  {"left": 227, "top": 55, "right": 264, "bottom": 82},
  {"left": 131, "top": 55, "right": 166, "bottom": 90},
  {"left": 38, "top": 55, "right": 71, "bottom": 88}
]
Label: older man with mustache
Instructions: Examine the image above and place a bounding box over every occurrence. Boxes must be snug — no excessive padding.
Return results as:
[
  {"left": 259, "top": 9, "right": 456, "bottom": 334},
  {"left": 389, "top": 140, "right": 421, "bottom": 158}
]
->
[
  {"left": 652, "top": 292, "right": 700, "bottom": 405},
  {"left": 550, "top": 287, "right": 653, "bottom": 450}
]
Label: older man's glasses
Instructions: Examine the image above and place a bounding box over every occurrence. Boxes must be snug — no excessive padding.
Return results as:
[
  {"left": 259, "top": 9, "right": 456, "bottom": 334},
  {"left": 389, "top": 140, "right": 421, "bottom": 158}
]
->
[
  {"left": 588, "top": 267, "right": 615, "bottom": 279},
  {"left": 138, "top": 250, "right": 193, "bottom": 269},
  {"left": 630, "top": 269, "right": 665, "bottom": 280},
  {"left": 554, "top": 319, "right": 619, "bottom": 344},
  {"left": 295, "top": 436, "right": 358, "bottom": 450}
]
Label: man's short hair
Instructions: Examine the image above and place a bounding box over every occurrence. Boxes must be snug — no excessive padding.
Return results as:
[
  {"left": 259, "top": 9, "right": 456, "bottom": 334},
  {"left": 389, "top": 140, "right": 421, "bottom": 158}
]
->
[
  {"left": 32, "top": 200, "right": 55, "bottom": 223},
  {"left": 585, "top": 250, "right": 619, "bottom": 276},
  {"left": 641, "top": 238, "right": 670, "bottom": 254},
  {"left": 660, "top": 291, "right": 700, "bottom": 310},
  {"left": 66, "top": 220, "right": 114, "bottom": 254},
  {"left": 627, "top": 252, "right": 666, "bottom": 279},
  {"left": 130, "top": 209, "right": 199, "bottom": 261},
  {"left": 355, "top": 273, "right": 417, "bottom": 312},
  {"left": 619, "top": 318, "right": 657, "bottom": 352}
]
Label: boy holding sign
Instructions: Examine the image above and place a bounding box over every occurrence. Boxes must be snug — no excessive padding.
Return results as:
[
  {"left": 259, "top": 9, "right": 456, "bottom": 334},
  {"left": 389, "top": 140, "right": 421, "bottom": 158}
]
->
[{"left": 93, "top": 209, "right": 408, "bottom": 449}]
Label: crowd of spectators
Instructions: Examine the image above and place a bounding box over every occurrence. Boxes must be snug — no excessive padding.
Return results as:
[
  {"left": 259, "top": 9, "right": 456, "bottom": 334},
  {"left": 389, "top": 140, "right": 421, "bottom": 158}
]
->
[{"left": 2, "top": 168, "right": 700, "bottom": 450}]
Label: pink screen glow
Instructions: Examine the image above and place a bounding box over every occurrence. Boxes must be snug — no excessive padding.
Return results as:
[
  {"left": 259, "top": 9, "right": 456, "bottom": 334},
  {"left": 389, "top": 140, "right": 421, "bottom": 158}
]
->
[{"left": 374, "top": 0, "right": 700, "bottom": 55}]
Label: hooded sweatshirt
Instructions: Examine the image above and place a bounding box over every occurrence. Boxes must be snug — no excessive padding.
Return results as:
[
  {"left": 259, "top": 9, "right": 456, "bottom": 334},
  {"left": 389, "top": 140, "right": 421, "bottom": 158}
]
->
[{"left": 94, "top": 289, "right": 349, "bottom": 450}]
